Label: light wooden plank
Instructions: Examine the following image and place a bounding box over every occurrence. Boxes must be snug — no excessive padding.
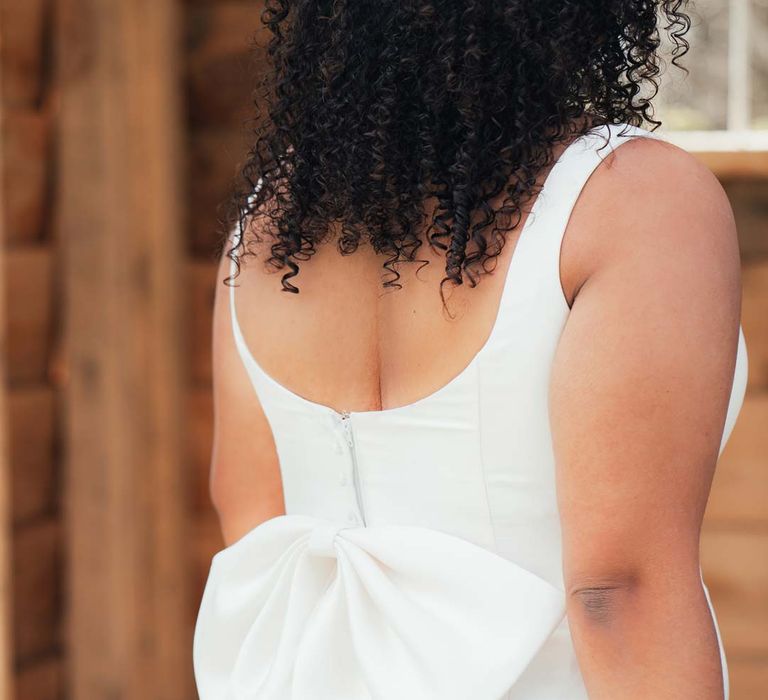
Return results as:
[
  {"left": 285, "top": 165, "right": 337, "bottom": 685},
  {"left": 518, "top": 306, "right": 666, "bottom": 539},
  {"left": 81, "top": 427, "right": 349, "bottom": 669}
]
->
[
  {"left": 701, "top": 528, "right": 768, "bottom": 657},
  {"left": 57, "top": 0, "right": 192, "bottom": 697},
  {"left": 707, "top": 394, "right": 768, "bottom": 525},
  {"left": 696, "top": 151, "right": 768, "bottom": 179},
  {"left": 727, "top": 657, "right": 768, "bottom": 699}
]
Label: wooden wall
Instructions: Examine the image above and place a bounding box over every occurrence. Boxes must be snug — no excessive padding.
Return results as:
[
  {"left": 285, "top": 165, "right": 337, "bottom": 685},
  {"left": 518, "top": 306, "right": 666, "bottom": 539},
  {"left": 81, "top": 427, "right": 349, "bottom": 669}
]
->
[
  {"left": 1, "top": 0, "right": 66, "bottom": 697},
  {"left": 0, "top": 2, "right": 18, "bottom": 696},
  {"left": 3, "top": 0, "right": 193, "bottom": 698},
  {"left": 57, "top": 0, "right": 192, "bottom": 697},
  {"left": 0, "top": 0, "right": 766, "bottom": 698},
  {"left": 701, "top": 176, "right": 768, "bottom": 698},
  {"left": 184, "top": 0, "right": 257, "bottom": 615}
]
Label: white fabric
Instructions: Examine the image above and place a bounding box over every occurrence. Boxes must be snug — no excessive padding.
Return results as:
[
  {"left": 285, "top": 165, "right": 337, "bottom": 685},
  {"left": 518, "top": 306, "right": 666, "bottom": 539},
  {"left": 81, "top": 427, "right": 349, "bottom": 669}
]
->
[
  {"left": 194, "top": 515, "right": 565, "bottom": 700},
  {"left": 193, "top": 123, "right": 748, "bottom": 699}
]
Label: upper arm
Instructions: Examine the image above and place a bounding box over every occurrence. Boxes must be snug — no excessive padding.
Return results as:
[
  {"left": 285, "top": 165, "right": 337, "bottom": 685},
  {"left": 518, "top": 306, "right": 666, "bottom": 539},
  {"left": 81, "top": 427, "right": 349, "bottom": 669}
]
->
[
  {"left": 209, "top": 249, "right": 285, "bottom": 546},
  {"left": 551, "top": 138, "right": 742, "bottom": 593}
]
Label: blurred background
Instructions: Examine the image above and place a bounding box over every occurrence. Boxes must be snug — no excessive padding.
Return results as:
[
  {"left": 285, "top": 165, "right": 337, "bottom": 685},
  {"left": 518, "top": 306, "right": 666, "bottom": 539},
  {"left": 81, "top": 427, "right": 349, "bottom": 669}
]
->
[{"left": 0, "top": 0, "right": 766, "bottom": 698}]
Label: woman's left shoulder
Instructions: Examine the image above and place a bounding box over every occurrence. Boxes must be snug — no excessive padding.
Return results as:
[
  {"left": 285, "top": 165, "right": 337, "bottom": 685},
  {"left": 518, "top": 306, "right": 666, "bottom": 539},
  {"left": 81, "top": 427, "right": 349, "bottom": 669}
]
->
[
  {"left": 585, "top": 130, "right": 736, "bottom": 266},
  {"left": 560, "top": 127, "right": 741, "bottom": 309},
  {"left": 607, "top": 130, "right": 735, "bottom": 232}
]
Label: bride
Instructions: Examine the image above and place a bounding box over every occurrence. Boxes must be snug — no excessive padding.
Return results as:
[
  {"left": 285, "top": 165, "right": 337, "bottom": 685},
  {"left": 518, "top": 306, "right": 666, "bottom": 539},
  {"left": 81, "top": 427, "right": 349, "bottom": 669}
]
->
[{"left": 193, "top": 2, "right": 747, "bottom": 698}]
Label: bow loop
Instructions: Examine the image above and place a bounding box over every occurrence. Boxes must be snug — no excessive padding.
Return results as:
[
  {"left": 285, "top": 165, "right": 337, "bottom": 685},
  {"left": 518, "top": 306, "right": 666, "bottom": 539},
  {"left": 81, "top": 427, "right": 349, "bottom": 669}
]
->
[{"left": 193, "top": 515, "right": 566, "bottom": 700}]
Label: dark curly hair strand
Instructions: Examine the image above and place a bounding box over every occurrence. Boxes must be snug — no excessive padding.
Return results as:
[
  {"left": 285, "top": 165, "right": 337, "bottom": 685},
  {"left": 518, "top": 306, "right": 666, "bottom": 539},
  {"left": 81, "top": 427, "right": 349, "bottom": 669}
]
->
[{"left": 224, "top": 0, "right": 690, "bottom": 307}]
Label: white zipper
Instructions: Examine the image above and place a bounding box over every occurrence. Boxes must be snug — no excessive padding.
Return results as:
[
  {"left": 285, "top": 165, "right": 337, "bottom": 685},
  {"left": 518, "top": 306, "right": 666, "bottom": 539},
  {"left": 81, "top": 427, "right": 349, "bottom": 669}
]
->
[{"left": 338, "top": 410, "right": 367, "bottom": 526}]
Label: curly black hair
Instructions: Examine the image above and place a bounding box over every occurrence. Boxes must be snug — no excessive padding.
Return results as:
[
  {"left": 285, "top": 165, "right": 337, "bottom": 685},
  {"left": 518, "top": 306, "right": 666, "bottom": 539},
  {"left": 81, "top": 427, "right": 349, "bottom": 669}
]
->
[{"left": 224, "top": 0, "right": 690, "bottom": 305}]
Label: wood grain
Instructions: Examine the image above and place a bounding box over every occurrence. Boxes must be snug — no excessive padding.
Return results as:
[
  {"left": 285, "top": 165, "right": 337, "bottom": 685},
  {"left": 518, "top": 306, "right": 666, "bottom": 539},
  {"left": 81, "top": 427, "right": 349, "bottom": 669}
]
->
[
  {"left": 5, "top": 246, "right": 53, "bottom": 385},
  {"left": 16, "top": 656, "right": 62, "bottom": 700},
  {"left": 12, "top": 518, "right": 61, "bottom": 662},
  {"left": 1, "top": 108, "right": 50, "bottom": 245},
  {"left": 57, "top": 0, "right": 193, "bottom": 697},
  {"left": 708, "top": 394, "right": 768, "bottom": 525},
  {"left": 188, "top": 259, "right": 217, "bottom": 386},
  {"left": 701, "top": 528, "right": 768, "bottom": 657},
  {"left": 0, "top": 10, "right": 17, "bottom": 692},
  {"left": 0, "top": 0, "right": 47, "bottom": 107},
  {"left": 726, "top": 657, "right": 768, "bottom": 699},
  {"left": 8, "top": 387, "right": 56, "bottom": 524}
]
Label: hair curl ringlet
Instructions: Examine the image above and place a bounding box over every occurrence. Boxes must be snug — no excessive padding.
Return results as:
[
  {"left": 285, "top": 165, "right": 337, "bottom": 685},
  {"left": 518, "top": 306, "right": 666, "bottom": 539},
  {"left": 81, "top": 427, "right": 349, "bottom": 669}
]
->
[{"left": 222, "top": 0, "right": 690, "bottom": 313}]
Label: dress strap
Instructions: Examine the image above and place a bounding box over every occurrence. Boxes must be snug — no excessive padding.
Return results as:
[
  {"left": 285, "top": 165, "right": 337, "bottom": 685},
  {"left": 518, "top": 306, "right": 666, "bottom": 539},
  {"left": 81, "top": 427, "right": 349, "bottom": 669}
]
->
[
  {"left": 510, "top": 122, "right": 663, "bottom": 310},
  {"left": 227, "top": 223, "right": 279, "bottom": 401},
  {"left": 227, "top": 124, "right": 663, "bottom": 379},
  {"left": 228, "top": 226, "right": 250, "bottom": 369}
]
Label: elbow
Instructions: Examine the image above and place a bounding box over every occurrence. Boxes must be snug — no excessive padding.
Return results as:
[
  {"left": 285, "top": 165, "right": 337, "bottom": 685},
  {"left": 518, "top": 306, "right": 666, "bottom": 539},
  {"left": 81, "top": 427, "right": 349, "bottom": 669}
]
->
[
  {"left": 566, "top": 574, "right": 639, "bottom": 626},
  {"left": 567, "top": 569, "right": 639, "bottom": 626},
  {"left": 565, "top": 561, "right": 706, "bottom": 629}
]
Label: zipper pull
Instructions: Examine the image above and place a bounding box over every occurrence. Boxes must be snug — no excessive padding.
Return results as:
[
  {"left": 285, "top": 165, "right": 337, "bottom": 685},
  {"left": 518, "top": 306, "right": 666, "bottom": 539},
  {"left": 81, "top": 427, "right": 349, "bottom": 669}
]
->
[{"left": 339, "top": 410, "right": 353, "bottom": 445}]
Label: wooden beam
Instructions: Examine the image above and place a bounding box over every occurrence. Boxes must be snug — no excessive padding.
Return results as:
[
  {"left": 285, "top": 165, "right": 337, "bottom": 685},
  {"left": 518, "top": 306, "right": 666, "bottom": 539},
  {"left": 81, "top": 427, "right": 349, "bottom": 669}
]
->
[
  {"left": 12, "top": 518, "right": 61, "bottom": 662},
  {"left": 0, "top": 0, "right": 47, "bottom": 108},
  {"left": 5, "top": 247, "right": 53, "bottom": 385},
  {"left": 701, "top": 528, "right": 768, "bottom": 657},
  {"left": 695, "top": 151, "right": 768, "bottom": 180},
  {"left": 8, "top": 387, "right": 56, "bottom": 524},
  {"left": 0, "top": 11, "right": 18, "bottom": 698},
  {"left": 56, "top": 1, "right": 191, "bottom": 698}
]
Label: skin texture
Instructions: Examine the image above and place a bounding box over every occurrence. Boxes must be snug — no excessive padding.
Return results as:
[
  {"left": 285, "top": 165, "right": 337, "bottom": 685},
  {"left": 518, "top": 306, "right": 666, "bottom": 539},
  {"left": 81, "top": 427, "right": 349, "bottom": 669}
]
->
[
  {"left": 210, "top": 136, "right": 741, "bottom": 698},
  {"left": 552, "top": 138, "right": 740, "bottom": 699},
  {"left": 209, "top": 135, "right": 575, "bottom": 541}
]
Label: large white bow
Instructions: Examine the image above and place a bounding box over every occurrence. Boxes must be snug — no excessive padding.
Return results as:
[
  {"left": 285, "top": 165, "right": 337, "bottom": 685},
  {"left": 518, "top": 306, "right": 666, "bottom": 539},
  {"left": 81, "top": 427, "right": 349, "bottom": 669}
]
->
[{"left": 193, "top": 515, "right": 566, "bottom": 700}]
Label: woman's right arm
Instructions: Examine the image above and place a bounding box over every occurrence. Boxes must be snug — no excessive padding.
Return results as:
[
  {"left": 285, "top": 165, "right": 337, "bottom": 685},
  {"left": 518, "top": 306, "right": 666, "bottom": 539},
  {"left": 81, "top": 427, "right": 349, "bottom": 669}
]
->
[{"left": 209, "top": 247, "right": 285, "bottom": 547}]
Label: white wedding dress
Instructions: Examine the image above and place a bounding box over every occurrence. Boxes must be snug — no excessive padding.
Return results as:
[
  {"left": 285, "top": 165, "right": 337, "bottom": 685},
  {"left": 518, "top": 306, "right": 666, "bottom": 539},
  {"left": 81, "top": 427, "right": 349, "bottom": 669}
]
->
[{"left": 193, "top": 123, "right": 748, "bottom": 699}]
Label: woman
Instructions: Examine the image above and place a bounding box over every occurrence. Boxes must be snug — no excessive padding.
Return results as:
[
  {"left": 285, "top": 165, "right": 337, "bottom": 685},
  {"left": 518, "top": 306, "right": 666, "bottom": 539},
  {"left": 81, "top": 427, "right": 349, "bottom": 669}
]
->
[{"left": 193, "top": 2, "right": 748, "bottom": 698}]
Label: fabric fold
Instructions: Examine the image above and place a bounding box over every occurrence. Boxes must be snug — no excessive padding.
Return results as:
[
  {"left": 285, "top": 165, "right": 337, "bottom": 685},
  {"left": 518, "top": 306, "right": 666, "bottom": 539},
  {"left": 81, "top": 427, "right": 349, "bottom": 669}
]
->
[{"left": 193, "top": 514, "right": 566, "bottom": 700}]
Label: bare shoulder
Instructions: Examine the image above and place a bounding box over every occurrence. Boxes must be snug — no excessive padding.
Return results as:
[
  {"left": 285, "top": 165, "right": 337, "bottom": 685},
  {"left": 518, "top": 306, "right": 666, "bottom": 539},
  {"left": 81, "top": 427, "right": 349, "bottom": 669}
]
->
[{"left": 561, "top": 133, "right": 741, "bottom": 309}]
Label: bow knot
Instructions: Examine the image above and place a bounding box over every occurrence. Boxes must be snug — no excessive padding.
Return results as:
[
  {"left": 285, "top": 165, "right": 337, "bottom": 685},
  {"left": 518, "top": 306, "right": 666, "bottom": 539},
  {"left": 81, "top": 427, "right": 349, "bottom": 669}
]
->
[{"left": 306, "top": 520, "right": 349, "bottom": 558}]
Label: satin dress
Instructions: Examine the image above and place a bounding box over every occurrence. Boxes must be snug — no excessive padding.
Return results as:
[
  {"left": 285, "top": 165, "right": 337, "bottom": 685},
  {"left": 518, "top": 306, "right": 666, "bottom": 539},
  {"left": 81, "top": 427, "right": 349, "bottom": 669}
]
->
[{"left": 193, "top": 122, "right": 748, "bottom": 700}]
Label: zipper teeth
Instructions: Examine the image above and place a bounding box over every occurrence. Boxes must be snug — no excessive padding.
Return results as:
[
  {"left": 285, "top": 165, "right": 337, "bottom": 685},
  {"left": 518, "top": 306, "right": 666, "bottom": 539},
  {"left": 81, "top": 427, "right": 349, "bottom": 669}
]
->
[{"left": 339, "top": 410, "right": 366, "bottom": 526}]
